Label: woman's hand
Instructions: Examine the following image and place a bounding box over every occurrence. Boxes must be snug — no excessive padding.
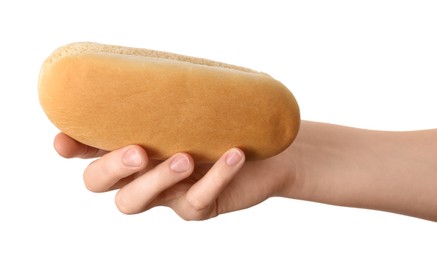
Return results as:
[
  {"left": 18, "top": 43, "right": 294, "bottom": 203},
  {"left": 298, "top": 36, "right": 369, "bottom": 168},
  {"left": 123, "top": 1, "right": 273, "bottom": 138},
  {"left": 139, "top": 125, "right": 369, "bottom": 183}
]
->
[
  {"left": 54, "top": 120, "right": 437, "bottom": 222},
  {"left": 54, "top": 133, "right": 296, "bottom": 220}
]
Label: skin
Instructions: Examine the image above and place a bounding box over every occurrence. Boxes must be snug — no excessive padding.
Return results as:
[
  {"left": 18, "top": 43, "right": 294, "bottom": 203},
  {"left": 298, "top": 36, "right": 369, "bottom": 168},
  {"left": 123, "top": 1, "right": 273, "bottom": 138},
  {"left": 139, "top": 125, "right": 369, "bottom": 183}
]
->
[{"left": 54, "top": 120, "right": 437, "bottom": 221}]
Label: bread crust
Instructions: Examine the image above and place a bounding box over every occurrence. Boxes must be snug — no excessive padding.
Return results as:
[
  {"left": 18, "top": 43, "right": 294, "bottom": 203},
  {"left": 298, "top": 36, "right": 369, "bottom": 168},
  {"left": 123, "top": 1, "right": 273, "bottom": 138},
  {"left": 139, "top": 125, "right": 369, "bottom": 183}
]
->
[
  {"left": 39, "top": 42, "right": 300, "bottom": 162},
  {"left": 43, "top": 42, "right": 257, "bottom": 73}
]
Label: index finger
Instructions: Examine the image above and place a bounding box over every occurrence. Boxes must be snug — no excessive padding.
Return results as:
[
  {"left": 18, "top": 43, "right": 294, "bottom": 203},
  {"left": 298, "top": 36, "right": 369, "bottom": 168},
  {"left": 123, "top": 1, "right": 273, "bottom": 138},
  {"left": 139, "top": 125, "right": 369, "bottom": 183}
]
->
[{"left": 54, "top": 132, "right": 108, "bottom": 159}]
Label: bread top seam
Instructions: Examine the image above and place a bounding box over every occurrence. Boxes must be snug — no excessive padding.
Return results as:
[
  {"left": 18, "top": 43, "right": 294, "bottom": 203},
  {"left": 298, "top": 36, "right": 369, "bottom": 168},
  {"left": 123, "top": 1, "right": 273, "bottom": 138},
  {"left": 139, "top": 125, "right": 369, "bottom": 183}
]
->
[{"left": 43, "top": 42, "right": 261, "bottom": 75}]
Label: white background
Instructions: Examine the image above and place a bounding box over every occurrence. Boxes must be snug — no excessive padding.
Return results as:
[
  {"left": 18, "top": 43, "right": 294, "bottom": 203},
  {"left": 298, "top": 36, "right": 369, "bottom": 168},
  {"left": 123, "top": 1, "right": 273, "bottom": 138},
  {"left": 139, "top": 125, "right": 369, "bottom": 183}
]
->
[{"left": 1, "top": 0, "right": 436, "bottom": 259}]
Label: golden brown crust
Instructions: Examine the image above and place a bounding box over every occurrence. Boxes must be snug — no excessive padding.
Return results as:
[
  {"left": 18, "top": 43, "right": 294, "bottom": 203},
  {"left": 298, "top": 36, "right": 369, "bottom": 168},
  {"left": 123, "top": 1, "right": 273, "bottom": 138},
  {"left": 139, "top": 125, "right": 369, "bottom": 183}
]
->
[{"left": 39, "top": 43, "right": 300, "bottom": 162}]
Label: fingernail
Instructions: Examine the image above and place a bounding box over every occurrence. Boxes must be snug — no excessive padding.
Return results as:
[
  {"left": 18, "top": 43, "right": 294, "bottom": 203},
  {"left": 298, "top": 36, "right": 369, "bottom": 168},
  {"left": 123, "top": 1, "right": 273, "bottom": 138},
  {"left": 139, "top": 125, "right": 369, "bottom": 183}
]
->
[
  {"left": 122, "top": 148, "right": 142, "bottom": 167},
  {"left": 170, "top": 154, "right": 191, "bottom": 173},
  {"left": 226, "top": 149, "right": 243, "bottom": 166}
]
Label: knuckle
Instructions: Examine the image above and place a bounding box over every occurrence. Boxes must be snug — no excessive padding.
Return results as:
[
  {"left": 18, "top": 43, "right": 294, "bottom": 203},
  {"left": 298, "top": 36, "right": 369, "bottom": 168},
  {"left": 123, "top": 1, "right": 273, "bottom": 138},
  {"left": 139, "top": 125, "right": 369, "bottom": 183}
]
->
[
  {"left": 83, "top": 178, "right": 98, "bottom": 192},
  {"left": 178, "top": 211, "right": 207, "bottom": 221},
  {"left": 114, "top": 192, "right": 135, "bottom": 215},
  {"left": 186, "top": 193, "right": 207, "bottom": 212},
  {"left": 102, "top": 159, "right": 120, "bottom": 181},
  {"left": 173, "top": 200, "right": 218, "bottom": 221},
  {"left": 80, "top": 144, "right": 97, "bottom": 159},
  {"left": 178, "top": 208, "right": 217, "bottom": 221},
  {"left": 83, "top": 169, "right": 102, "bottom": 193}
]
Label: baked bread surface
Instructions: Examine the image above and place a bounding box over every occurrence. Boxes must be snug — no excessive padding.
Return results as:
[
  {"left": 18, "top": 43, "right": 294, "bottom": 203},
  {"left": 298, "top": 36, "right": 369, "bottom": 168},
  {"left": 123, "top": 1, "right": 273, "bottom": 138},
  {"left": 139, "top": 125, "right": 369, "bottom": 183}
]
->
[{"left": 39, "top": 42, "right": 300, "bottom": 162}]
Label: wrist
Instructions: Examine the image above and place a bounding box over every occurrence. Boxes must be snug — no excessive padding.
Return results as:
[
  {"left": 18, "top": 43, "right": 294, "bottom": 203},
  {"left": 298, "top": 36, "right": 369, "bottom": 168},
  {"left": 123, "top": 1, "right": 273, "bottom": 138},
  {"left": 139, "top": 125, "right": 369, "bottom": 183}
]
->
[
  {"left": 277, "top": 122, "right": 313, "bottom": 200},
  {"left": 279, "top": 121, "right": 370, "bottom": 204}
]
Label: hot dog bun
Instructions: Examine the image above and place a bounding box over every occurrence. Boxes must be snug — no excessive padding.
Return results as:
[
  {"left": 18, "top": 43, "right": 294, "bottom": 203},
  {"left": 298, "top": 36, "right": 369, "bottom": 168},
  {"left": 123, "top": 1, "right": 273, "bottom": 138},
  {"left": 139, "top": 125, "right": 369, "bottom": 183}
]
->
[{"left": 39, "top": 42, "right": 300, "bottom": 162}]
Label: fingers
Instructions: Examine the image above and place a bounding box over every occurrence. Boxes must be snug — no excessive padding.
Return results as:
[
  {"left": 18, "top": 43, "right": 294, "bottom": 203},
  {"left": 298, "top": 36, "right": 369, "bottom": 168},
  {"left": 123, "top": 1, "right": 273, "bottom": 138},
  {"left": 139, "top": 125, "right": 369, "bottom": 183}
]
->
[
  {"left": 83, "top": 145, "right": 148, "bottom": 192},
  {"left": 172, "top": 148, "right": 245, "bottom": 220},
  {"left": 114, "top": 153, "right": 194, "bottom": 214},
  {"left": 76, "top": 142, "right": 245, "bottom": 220},
  {"left": 54, "top": 133, "right": 107, "bottom": 159}
]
